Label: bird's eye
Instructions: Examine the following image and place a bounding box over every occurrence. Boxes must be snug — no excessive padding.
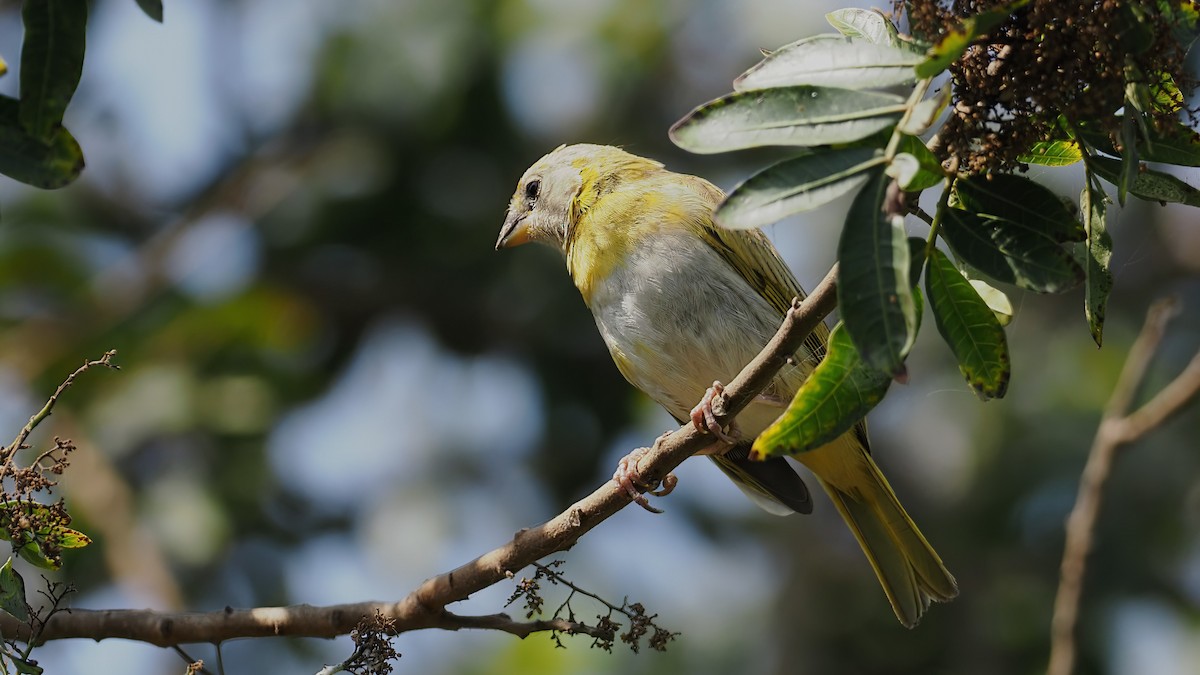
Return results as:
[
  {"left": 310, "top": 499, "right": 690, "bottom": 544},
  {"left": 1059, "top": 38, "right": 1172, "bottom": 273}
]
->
[{"left": 524, "top": 179, "right": 541, "bottom": 203}]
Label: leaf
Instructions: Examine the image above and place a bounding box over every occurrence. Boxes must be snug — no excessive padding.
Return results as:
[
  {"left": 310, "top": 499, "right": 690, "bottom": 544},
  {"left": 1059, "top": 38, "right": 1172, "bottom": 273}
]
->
[
  {"left": 897, "top": 87, "right": 949, "bottom": 135},
  {"left": 1091, "top": 156, "right": 1200, "bottom": 206},
  {"left": 14, "top": 542, "right": 56, "bottom": 570},
  {"left": 915, "top": 0, "right": 1030, "bottom": 78},
  {"left": 55, "top": 527, "right": 91, "bottom": 548},
  {"left": 1018, "top": 140, "right": 1082, "bottom": 167},
  {"left": 0, "top": 557, "right": 29, "bottom": 622},
  {"left": 1160, "top": 0, "right": 1200, "bottom": 47},
  {"left": 892, "top": 134, "right": 943, "bottom": 191},
  {"left": 717, "top": 148, "right": 885, "bottom": 229},
  {"left": 734, "top": 35, "right": 921, "bottom": 91},
  {"left": 10, "top": 655, "right": 42, "bottom": 675},
  {"left": 19, "top": 0, "right": 88, "bottom": 140},
  {"left": 9, "top": 653, "right": 42, "bottom": 672},
  {"left": 750, "top": 323, "right": 892, "bottom": 460},
  {"left": 1138, "top": 121, "right": 1200, "bottom": 166},
  {"left": 669, "top": 86, "right": 906, "bottom": 154},
  {"left": 838, "top": 169, "right": 918, "bottom": 375},
  {"left": 0, "top": 95, "right": 85, "bottom": 188},
  {"left": 135, "top": 0, "right": 163, "bottom": 22},
  {"left": 0, "top": 55, "right": 7, "bottom": 77},
  {"left": 956, "top": 173, "right": 1084, "bottom": 242},
  {"left": 926, "top": 248, "right": 1010, "bottom": 399},
  {"left": 1077, "top": 118, "right": 1200, "bottom": 166},
  {"left": 1146, "top": 70, "right": 1184, "bottom": 113},
  {"left": 939, "top": 208, "right": 1084, "bottom": 293},
  {"left": 825, "top": 8, "right": 902, "bottom": 47},
  {"left": 0, "top": 500, "right": 91, "bottom": 570},
  {"left": 1081, "top": 184, "right": 1113, "bottom": 347},
  {"left": 907, "top": 236, "right": 927, "bottom": 288},
  {"left": 968, "top": 279, "right": 1014, "bottom": 326},
  {"left": 1117, "top": 109, "right": 1139, "bottom": 205}
]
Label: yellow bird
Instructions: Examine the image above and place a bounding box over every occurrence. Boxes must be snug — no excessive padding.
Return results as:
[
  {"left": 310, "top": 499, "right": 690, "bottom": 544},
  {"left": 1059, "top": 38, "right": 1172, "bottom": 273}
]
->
[{"left": 496, "top": 143, "right": 957, "bottom": 627}]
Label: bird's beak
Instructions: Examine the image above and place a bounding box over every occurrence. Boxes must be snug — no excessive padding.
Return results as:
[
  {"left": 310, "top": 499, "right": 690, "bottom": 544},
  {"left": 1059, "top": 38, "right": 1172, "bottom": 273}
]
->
[{"left": 496, "top": 210, "right": 531, "bottom": 250}]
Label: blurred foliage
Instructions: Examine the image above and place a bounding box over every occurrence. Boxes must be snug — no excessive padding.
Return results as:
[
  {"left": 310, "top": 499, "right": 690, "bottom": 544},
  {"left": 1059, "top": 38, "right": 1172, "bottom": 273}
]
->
[{"left": 0, "top": 1, "right": 1195, "bottom": 674}]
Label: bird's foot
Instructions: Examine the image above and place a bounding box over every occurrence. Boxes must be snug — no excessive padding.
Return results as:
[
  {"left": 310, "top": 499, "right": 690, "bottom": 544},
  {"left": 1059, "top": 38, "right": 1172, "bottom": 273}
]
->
[
  {"left": 612, "top": 439, "right": 678, "bottom": 514},
  {"left": 690, "top": 381, "right": 741, "bottom": 445}
]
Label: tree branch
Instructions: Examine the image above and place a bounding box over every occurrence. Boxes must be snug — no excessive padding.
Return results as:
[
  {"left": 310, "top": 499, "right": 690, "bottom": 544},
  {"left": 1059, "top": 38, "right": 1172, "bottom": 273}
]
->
[
  {"left": 1, "top": 266, "right": 840, "bottom": 646},
  {"left": 1047, "top": 299, "right": 1200, "bottom": 675}
]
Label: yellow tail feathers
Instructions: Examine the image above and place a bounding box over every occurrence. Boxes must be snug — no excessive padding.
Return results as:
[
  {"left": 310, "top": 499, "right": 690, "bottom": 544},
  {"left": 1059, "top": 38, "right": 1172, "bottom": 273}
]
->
[{"left": 797, "top": 437, "right": 958, "bottom": 628}]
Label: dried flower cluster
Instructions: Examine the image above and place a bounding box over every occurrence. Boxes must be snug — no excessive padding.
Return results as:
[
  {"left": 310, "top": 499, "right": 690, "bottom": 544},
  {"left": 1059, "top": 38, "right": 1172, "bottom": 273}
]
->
[
  {"left": 905, "top": 0, "right": 1197, "bottom": 172},
  {"left": 506, "top": 560, "right": 678, "bottom": 653}
]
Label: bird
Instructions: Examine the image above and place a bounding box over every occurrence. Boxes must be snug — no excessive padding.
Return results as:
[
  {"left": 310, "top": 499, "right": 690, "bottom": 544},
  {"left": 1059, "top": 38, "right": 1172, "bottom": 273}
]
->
[{"left": 496, "top": 143, "right": 957, "bottom": 627}]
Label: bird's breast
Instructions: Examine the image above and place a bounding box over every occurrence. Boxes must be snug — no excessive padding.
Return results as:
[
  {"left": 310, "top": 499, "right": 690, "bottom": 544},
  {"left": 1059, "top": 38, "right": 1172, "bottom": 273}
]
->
[{"left": 581, "top": 229, "right": 792, "bottom": 435}]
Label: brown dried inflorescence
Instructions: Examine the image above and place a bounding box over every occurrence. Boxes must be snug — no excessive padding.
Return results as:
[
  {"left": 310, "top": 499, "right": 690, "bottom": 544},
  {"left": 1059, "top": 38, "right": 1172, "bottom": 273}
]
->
[{"left": 905, "top": 0, "right": 1197, "bottom": 173}]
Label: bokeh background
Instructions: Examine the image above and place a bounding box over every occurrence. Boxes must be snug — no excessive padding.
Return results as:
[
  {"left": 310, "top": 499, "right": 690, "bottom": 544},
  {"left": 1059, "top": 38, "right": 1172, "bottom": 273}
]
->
[{"left": 0, "top": 0, "right": 1199, "bottom": 673}]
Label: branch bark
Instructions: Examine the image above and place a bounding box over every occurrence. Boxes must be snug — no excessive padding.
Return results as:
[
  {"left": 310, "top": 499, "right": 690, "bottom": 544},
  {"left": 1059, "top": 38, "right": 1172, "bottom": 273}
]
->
[
  {"left": 1046, "top": 299, "right": 1200, "bottom": 675},
  {"left": 0, "top": 266, "right": 840, "bottom": 647}
]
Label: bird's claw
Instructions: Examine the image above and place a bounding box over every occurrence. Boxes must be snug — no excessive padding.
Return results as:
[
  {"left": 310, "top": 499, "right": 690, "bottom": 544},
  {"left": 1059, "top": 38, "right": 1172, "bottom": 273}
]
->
[
  {"left": 612, "top": 445, "right": 677, "bottom": 514},
  {"left": 690, "top": 381, "right": 741, "bottom": 445}
]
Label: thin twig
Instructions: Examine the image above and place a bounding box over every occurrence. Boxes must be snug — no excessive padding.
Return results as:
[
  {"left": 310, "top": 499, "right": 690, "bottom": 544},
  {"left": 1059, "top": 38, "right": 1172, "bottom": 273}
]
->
[
  {"left": 1047, "top": 299, "right": 1200, "bottom": 675},
  {"left": 171, "top": 645, "right": 213, "bottom": 675},
  {"left": 1, "top": 351, "right": 119, "bottom": 473},
  {"left": 0, "top": 266, "right": 840, "bottom": 647}
]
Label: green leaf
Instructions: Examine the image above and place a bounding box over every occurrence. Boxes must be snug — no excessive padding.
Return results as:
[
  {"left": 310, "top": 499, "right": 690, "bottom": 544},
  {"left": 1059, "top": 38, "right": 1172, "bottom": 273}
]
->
[
  {"left": 14, "top": 542, "right": 56, "bottom": 570},
  {"left": 10, "top": 655, "right": 42, "bottom": 675},
  {"left": 939, "top": 208, "right": 1084, "bottom": 293},
  {"left": 1140, "top": 122, "right": 1200, "bottom": 166},
  {"left": 669, "top": 86, "right": 905, "bottom": 153},
  {"left": 838, "top": 169, "right": 917, "bottom": 375},
  {"left": 1081, "top": 184, "right": 1113, "bottom": 347},
  {"left": 19, "top": 0, "right": 88, "bottom": 140},
  {"left": 892, "top": 134, "right": 943, "bottom": 191},
  {"left": 915, "top": 0, "right": 1030, "bottom": 78},
  {"left": 926, "top": 248, "right": 1010, "bottom": 399},
  {"left": 717, "top": 147, "right": 885, "bottom": 229},
  {"left": 135, "top": 0, "right": 163, "bottom": 22},
  {"left": 0, "top": 500, "right": 91, "bottom": 570},
  {"left": 55, "top": 527, "right": 90, "bottom": 549},
  {"left": 734, "top": 35, "right": 921, "bottom": 91},
  {"left": 825, "top": 8, "right": 902, "bottom": 47},
  {"left": 897, "top": 88, "right": 948, "bottom": 135},
  {"left": 956, "top": 173, "right": 1084, "bottom": 242},
  {"left": 1077, "top": 118, "right": 1200, "bottom": 166},
  {"left": 1117, "top": 110, "right": 1139, "bottom": 205},
  {"left": 0, "top": 95, "right": 84, "bottom": 188},
  {"left": 1018, "top": 140, "right": 1082, "bottom": 166},
  {"left": 1160, "top": 0, "right": 1200, "bottom": 47},
  {"left": 0, "top": 557, "right": 29, "bottom": 622},
  {"left": 1091, "top": 156, "right": 1200, "bottom": 206},
  {"left": 968, "top": 278, "right": 1014, "bottom": 326},
  {"left": 1120, "top": 2, "right": 1156, "bottom": 53},
  {"left": 750, "top": 323, "right": 892, "bottom": 460},
  {"left": 1147, "top": 70, "right": 1184, "bottom": 113},
  {"left": 907, "top": 236, "right": 927, "bottom": 288}
]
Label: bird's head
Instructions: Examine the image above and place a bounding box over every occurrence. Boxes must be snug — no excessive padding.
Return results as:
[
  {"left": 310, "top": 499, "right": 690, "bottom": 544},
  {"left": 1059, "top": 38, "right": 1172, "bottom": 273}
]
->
[{"left": 496, "top": 143, "right": 661, "bottom": 254}]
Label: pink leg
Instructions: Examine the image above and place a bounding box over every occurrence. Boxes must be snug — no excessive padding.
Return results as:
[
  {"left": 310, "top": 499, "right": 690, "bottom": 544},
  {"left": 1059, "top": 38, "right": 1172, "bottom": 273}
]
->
[
  {"left": 612, "top": 436, "right": 678, "bottom": 514},
  {"left": 689, "top": 381, "right": 741, "bottom": 445}
]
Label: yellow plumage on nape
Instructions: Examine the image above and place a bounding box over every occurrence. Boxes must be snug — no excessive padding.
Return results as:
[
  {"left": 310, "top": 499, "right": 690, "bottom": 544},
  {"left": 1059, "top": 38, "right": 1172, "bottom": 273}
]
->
[{"left": 497, "top": 143, "right": 957, "bottom": 628}]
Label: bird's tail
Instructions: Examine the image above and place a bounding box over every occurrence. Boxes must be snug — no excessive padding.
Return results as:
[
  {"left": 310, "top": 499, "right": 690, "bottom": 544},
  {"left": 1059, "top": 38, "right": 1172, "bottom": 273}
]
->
[{"left": 800, "top": 440, "right": 958, "bottom": 628}]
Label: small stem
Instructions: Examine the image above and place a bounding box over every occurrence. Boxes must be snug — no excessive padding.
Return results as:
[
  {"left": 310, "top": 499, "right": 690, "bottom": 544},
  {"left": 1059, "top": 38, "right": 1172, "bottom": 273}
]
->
[
  {"left": 885, "top": 78, "right": 934, "bottom": 160},
  {"left": 1, "top": 351, "right": 119, "bottom": 474},
  {"left": 924, "top": 172, "right": 956, "bottom": 262},
  {"left": 532, "top": 562, "right": 625, "bottom": 615}
]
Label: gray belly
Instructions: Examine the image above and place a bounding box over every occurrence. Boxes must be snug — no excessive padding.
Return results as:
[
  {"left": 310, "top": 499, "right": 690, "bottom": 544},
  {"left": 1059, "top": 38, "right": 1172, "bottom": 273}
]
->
[{"left": 587, "top": 233, "right": 784, "bottom": 426}]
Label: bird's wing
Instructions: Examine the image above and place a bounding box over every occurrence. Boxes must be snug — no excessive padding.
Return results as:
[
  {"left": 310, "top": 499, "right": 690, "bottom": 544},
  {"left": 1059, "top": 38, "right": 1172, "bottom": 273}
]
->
[{"left": 682, "top": 175, "right": 870, "bottom": 452}]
